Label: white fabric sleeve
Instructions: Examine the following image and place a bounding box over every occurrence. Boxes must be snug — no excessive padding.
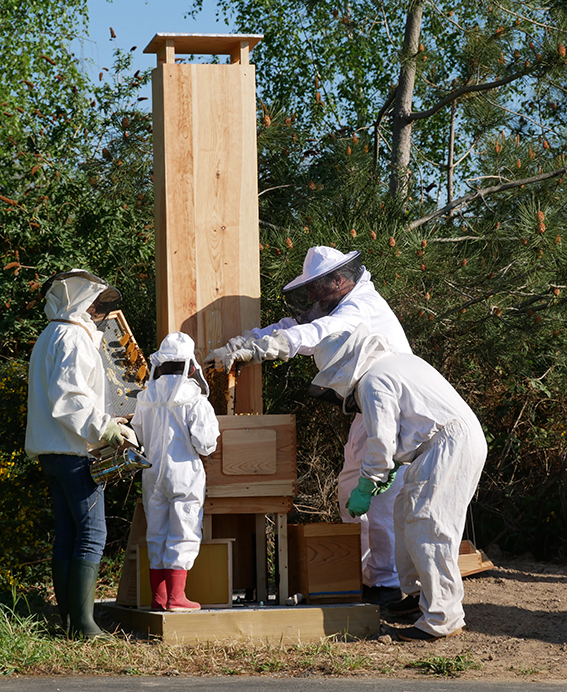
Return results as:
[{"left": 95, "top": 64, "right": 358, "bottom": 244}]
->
[
  {"left": 358, "top": 387, "right": 400, "bottom": 483},
  {"left": 282, "top": 310, "right": 371, "bottom": 357},
  {"left": 131, "top": 406, "right": 144, "bottom": 447},
  {"left": 48, "top": 334, "right": 110, "bottom": 445},
  {"left": 186, "top": 398, "right": 220, "bottom": 457},
  {"left": 250, "top": 317, "right": 298, "bottom": 339}
]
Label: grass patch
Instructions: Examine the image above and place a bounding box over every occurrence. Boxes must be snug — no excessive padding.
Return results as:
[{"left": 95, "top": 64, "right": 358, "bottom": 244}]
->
[
  {"left": 510, "top": 665, "right": 542, "bottom": 676},
  {"left": 407, "top": 652, "right": 481, "bottom": 677}
]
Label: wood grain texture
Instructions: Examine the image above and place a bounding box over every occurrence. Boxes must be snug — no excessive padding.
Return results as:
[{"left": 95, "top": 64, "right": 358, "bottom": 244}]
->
[
  {"left": 104, "top": 602, "right": 381, "bottom": 644},
  {"left": 288, "top": 524, "right": 362, "bottom": 605},
  {"left": 203, "top": 496, "right": 294, "bottom": 514},
  {"left": 144, "top": 34, "right": 262, "bottom": 59},
  {"left": 151, "top": 61, "right": 262, "bottom": 413},
  {"left": 115, "top": 499, "right": 147, "bottom": 607},
  {"left": 221, "top": 428, "right": 277, "bottom": 476},
  {"left": 205, "top": 414, "right": 297, "bottom": 491}
]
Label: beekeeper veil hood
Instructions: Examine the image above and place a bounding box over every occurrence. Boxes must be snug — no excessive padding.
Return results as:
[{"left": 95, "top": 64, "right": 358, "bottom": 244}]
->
[
  {"left": 41, "top": 269, "right": 121, "bottom": 326},
  {"left": 282, "top": 246, "right": 363, "bottom": 324},
  {"left": 149, "top": 331, "right": 209, "bottom": 396},
  {"left": 312, "top": 324, "right": 393, "bottom": 409}
]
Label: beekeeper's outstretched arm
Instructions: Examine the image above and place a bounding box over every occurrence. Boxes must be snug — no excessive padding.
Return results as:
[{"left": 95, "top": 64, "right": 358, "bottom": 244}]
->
[{"left": 205, "top": 330, "right": 291, "bottom": 374}]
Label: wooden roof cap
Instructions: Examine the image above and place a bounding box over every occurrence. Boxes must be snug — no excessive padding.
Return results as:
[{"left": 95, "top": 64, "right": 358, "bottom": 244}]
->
[{"left": 143, "top": 33, "right": 263, "bottom": 56}]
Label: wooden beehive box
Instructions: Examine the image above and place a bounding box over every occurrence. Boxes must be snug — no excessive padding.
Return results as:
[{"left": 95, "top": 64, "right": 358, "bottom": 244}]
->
[
  {"left": 458, "top": 539, "right": 494, "bottom": 577},
  {"left": 204, "top": 414, "right": 297, "bottom": 501},
  {"left": 288, "top": 523, "right": 362, "bottom": 605}
]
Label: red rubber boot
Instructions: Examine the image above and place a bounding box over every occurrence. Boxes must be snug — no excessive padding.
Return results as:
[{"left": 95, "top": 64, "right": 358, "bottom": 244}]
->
[
  {"left": 164, "top": 569, "right": 201, "bottom": 611},
  {"left": 149, "top": 569, "right": 167, "bottom": 611}
]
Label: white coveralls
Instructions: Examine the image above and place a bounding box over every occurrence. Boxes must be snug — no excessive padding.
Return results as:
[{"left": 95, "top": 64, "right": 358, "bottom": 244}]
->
[
  {"left": 313, "top": 325, "right": 487, "bottom": 637},
  {"left": 252, "top": 268, "right": 412, "bottom": 588},
  {"left": 25, "top": 274, "right": 111, "bottom": 459},
  {"left": 132, "top": 333, "right": 219, "bottom": 571}
]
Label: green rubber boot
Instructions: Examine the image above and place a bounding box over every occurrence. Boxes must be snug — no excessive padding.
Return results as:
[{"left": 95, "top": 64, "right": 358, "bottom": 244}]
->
[
  {"left": 68, "top": 559, "right": 111, "bottom": 640},
  {"left": 52, "top": 558, "right": 71, "bottom": 634}
]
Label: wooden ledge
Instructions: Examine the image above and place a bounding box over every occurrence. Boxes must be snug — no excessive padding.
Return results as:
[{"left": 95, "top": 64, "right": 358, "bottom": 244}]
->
[{"left": 144, "top": 33, "right": 263, "bottom": 65}]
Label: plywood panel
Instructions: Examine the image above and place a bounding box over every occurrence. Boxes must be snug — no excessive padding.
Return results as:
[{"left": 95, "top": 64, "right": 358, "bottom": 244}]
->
[
  {"left": 222, "top": 429, "right": 277, "bottom": 476},
  {"left": 203, "top": 496, "right": 294, "bottom": 515},
  {"left": 288, "top": 524, "right": 362, "bottom": 605},
  {"left": 206, "top": 480, "right": 294, "bottom": 498},
  {"left": 205, "top": 415, "right": 296, "bottom": 492},
  {"left": 116, "top": 499, "right": 147, "bottom": 607}
]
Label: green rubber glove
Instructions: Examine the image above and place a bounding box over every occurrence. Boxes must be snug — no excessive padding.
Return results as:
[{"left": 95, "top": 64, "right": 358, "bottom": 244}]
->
[
  {"left": 102, "top": 419, "right": 124, "bottom": 448},
  {"left": 346, "top": 476, "right": 375, "bottom": 518},
  {"left": 372, "top": 461, "right": 400, "bottom": 495}
]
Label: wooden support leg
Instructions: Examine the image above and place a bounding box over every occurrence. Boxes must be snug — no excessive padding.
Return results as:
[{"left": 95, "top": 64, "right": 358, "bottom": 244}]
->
[
  {"left": 202, "top": 514, "right": 213, "bottom": 541},
  {"left": 276, "top": 513, "right": 288, "bottom": 605},
  {"left": 255, "top": 514, "right": 268, "bottom": 603}
]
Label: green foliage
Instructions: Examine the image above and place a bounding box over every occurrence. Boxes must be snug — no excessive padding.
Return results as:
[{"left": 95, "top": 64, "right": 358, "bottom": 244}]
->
[
  {"left": 0, "top": 361, "right": 52, "bottom": 591},
  {"left": 0, "top": 1, "right": 155, "bottom": 595},
  {"left": 0, "top": 11, "right": 156, "bottom": 359},
  {"left": 2, "top": 0, "right": 567, "bottom": 601},
  {"left": 407, "top": 651, "right": 481, "bottom": 677},
  {"left": 241, "top": 1, "right": 567, "bottom": 556},
  {"left": 0, "top": 593, "right": 57, "bottom": 675}
]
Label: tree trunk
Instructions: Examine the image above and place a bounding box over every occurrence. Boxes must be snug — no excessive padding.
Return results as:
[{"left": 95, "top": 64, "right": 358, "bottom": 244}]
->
[
  {"left": 389, "top": 0, "right": 424, "bottom": 198},
  {"left": 447, "top": 97, "right": 457, "bottom": 214}
]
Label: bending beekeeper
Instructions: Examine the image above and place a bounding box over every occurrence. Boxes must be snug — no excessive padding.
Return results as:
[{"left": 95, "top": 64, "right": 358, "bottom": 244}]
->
[
  {"left": 132, "top": 332, "right": 220, "bottom": 612},
  {"left": 311, "top": 324, "right": 487, "bottom": 641},
  {"left": 25, "top": 269, "right": 126, "bottom": 639},
  {"left": 205, "top": 246, "right": 412, "bottom": 605}
]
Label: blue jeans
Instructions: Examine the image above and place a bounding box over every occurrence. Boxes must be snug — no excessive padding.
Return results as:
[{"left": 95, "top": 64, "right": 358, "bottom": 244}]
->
[{"left": 39, "top": 454, "right": 107, "bottom": 563}]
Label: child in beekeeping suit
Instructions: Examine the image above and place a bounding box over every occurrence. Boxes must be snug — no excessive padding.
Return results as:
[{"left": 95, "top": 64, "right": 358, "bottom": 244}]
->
[{"left": 132, "top": 332, "right": 219, "bottom": 611}]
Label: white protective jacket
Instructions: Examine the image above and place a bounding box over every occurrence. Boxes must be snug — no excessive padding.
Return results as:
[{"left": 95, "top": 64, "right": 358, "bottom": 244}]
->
[
  {"left": 25, "top": 273, "right": 111, "bottom": 459},
  {"left": 254, "top": 268, "right": 411, "bottom": 588},
  {"left": 313, "top": 325, "right": 487, "bottom": 636},
  {"left": 312, "top": 325, "right": 481, "bottom": 483},
  {"left": 251, "top": 269, "right": 412, "bottom": 356},
  {"left": 132, "top": 332, "right": 220, "bottom": 570}
]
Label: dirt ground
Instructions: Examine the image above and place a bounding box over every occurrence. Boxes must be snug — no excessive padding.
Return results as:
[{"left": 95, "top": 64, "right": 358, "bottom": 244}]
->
[
  {"left": 376, "top": 555, "right": 567, "bottom": 681},
  {"left": 98, "top": 555, "right": 567, "bottom": 682}
]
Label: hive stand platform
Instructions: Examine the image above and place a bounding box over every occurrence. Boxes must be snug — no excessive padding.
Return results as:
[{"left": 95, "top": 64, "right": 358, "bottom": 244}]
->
[{"left": 103, "top": 601, "right": 381, "bottom": 644}]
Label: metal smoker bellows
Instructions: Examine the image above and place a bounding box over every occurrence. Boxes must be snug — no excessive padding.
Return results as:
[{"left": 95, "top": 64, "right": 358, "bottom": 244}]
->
[{"left": 90, "top": 447, "right": 151, "bottom": 486}]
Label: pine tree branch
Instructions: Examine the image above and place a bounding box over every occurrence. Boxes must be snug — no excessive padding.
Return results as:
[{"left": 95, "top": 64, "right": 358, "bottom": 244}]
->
[
  {"left": 409, "top": 69, "right": 533, "bottom": 122},
  {"left": 409, "top": 166, "right": 567, "bottom": 230},
  {"left": 491, "top": 1, "right": 563, "bottom": 32}
]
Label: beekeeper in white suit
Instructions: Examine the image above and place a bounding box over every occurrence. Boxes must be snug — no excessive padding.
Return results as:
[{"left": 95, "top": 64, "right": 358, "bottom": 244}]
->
[
  {"left": 312, "top": 324, "right": 487, "bottom": 641},
  {"left": 205, "top": 246, "right": 412, "bottom": 605},
  {"left": 26, "top": 269, "right": 125, "bottom": 639},
  {"left": 132, "top": 332, "right": 219, "bottom": 612}
]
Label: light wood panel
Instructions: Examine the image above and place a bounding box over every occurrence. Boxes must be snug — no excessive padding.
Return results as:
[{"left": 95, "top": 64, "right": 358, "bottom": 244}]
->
[
  {"left": 104, "top": 602, "right": 382, "bottom": 644},
  {"left": 144, "top": 33, "right": 262, "bottom": 61},
  {"left": 205, "top": 415, "right": 297, "bottom": 492},
  {"left": 203, "top": 496, "right": 294, "bottom": 515},
  {"left": 151, "top": 59, "right": 263, "bottom": 413},
  {"left": 221, "top": 428, "right": 277, "bottom": 476},
  {"left": 288, "top": 524, "right": 362, "bottom": 605}
]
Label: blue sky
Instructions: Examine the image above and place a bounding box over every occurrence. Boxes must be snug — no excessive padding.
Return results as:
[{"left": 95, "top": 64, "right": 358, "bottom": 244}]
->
[{"left": 75, "top": 1, "right": 235, "bottom": 101}]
